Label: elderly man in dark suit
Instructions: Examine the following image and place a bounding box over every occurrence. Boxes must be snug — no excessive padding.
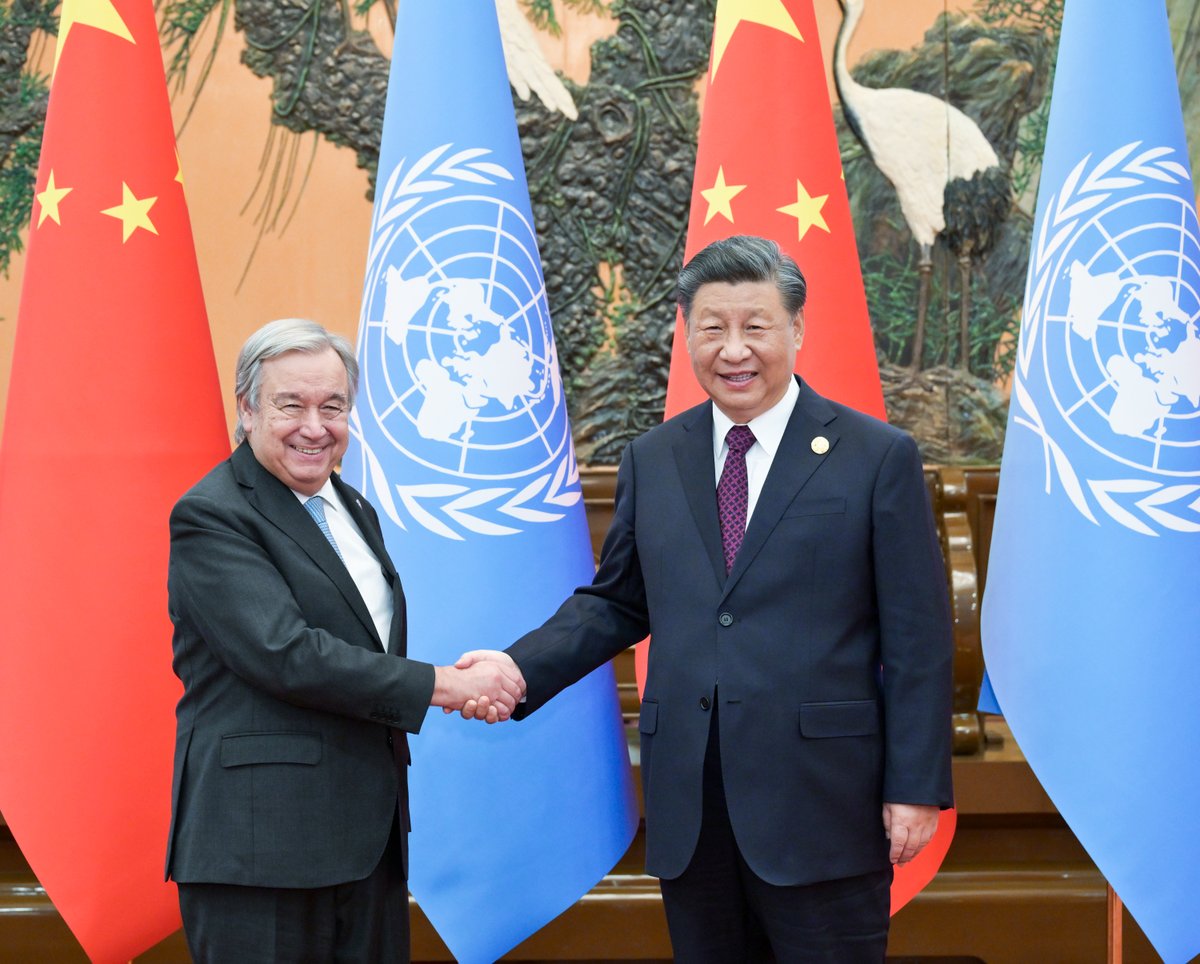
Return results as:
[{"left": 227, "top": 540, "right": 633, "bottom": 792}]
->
[
  {"left": 166, "top": 318, "right": 524, "bottom": 963},
  {"left": 458, "top": 236, "right": 953, "bottom": 961}
]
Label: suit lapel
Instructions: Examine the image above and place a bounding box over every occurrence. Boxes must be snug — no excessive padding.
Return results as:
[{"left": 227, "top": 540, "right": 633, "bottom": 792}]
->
[
  {"left": 672, "top": 403, "right": 727, "bottom": 588},
  {"left": 721, "top": 380, "right": 840, "bottom": 601},
  {"left": 332, "top": 473, "right": 397, "bottom": 585},
  {"left": 233, "top": 444, "right": 384, "bottom": 650}
]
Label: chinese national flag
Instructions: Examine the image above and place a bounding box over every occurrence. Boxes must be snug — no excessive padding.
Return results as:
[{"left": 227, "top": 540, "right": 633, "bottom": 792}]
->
[
  {"left": 651, "top": 0, "right": 955, "bottom": 915},
  {"left": 662, "top": 0, "right": 884, "bottom": 419},
  {"left": 0, "top": 0, "right": 228, "bottom": 959}
]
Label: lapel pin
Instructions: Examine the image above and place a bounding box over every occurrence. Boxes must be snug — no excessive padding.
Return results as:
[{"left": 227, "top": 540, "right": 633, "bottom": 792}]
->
[{"left": 811, "top": 436, "right": 830, "bottom": 455}]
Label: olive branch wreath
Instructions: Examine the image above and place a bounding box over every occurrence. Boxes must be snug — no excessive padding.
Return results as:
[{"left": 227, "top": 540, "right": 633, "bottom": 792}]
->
[
  {"left": 1012, "top": 141, "right": 1200, "bottom": 537},
  {"left": 351, "top": 143, "right": 583, "bottom": 541}
]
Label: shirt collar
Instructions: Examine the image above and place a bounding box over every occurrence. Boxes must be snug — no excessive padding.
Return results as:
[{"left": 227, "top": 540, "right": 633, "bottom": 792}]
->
[
  {"left": 712, "top": 376, "right": 800, "bottom": 460},
  {"left": 292, "top": 477, "right": 342, "bottom": 513}
]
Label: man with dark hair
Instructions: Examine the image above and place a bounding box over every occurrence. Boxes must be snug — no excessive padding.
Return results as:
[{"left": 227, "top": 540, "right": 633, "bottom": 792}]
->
[
  {"left": 460, "top": 236, "right": 953, "bottom": 961},
  {"left": 166, "top": 318, "right": 524, "bottom": 962}
]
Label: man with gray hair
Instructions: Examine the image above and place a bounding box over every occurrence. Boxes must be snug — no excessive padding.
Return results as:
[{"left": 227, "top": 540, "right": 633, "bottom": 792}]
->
[
  {"left": 165, "top": 318, "right": 524, "bottom": 962},
  {"left": 461, "top": 236, "right": 953, "bottom": 961}
]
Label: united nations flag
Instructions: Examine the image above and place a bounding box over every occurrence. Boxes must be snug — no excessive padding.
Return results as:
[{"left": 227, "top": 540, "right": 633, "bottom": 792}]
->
[
  {"left": 981, "top": 1, "right": 1200, "bottom": 960},
  {"left": 342, "top": 3, "right": 637, "bottom": 961}
]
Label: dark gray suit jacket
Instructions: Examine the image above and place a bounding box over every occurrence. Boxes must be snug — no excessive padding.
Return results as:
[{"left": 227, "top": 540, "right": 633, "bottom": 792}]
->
[
  {"left": 165, "top": 442, "right": 435, "bottom": 888},
  {"left": 508, "top": 378, "right": 953, "bottom": 886}
]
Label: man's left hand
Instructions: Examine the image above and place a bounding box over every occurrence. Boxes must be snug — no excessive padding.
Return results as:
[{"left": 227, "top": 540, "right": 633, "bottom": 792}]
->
[{"left": 882, "top": 802, "right": 939, "bottom": 865}]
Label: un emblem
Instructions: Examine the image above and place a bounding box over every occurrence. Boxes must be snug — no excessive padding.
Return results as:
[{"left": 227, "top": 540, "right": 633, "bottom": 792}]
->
[
  {"left": 1016, "top": 142, "right": 1200, "bottom": 535},
  {"left": 353, "top": 145, "right": 580, "bottom": 539}
]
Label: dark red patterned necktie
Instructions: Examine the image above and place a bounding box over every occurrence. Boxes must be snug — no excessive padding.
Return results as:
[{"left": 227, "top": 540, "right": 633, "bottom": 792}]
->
[{"left": 717, "top": 425, "right": 756, "bottom": 573}]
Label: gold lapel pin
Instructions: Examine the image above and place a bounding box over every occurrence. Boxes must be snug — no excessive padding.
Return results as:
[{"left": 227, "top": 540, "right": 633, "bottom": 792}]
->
[{"left": 811, "top": 436, "right": 830, "bottom": 455}]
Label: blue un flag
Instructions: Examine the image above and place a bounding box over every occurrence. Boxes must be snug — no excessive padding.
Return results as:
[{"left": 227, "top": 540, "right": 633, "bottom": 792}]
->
[
  {"left": 981, "top": 2, "right": 1200, "bottom": 960},
  {"left": 342, "top": 3, "right": 638, "bottom": 960}
]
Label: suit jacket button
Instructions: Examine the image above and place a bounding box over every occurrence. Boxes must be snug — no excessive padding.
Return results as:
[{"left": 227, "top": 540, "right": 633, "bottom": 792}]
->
[
  {"left": 718, "top": 612, "right": 734, "bottom": 627},
  {"left": 386, "top": 733, "right": 394, "bottom": 747},
  {"left": 699, "top": 696, "right": 711, "bottom": 711}
]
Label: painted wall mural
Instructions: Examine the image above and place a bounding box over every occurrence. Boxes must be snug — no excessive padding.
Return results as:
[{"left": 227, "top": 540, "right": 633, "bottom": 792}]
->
[{"left": 1, "top": 0, "right": 1197, "bottom": 464}]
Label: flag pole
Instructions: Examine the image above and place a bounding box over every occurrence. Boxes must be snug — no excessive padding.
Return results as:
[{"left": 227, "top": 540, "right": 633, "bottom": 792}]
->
[{"left": 1108, "top": 883, "right": 1123, "bottom": 964}]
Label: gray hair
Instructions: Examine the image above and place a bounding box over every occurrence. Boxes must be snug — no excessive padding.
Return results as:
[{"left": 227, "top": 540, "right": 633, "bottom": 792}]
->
[
  {"left": 234, "top": 318, "right": 359, "bottom": 443},
  {"left": 675, "top": 235, "right": 808, "bottom": 324}
]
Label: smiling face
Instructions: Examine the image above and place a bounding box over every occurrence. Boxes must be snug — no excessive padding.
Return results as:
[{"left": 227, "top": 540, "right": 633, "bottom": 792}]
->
[
  {"left": 239, "top": 346, "right": 350, "bottom": 496},
  {"left": 685, "top": 279, "right": 804, "bottom": 423}
]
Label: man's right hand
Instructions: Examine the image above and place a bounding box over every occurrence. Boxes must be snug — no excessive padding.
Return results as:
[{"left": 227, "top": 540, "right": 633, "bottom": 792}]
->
[{"left": 431, "top": 654, "right": 525, "bottom": 723}]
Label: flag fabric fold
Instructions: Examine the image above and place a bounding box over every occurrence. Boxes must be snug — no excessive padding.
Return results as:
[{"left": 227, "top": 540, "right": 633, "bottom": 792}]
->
[
  {"left": 981, "top": 1, "right": 1200, "bottom": 960},
  {"left": 656, "top": 0, "right": 950, "bottom": 913},
  {"left": 0, "top": 0, "right": 228, "bottom": 960},
  {"left": 340, "top": 3, "right": 637, "bottom": 961}
]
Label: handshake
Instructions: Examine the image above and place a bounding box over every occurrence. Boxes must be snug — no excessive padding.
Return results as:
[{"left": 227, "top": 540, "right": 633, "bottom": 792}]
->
[{"left": 431, "top": 650, "right": 526, "bottom": 724}]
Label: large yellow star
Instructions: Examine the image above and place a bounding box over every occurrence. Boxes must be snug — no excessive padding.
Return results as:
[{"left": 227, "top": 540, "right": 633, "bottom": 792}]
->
[
  {"left": 35, "top": 171, "right": 73, "bottom": 228},
  {"left": 711, "top": 0, "right": 803, "bottom": 81},
  {"left": 777, "top": 179, "right": 830, "bottom": 242},
  {"left": 54, "top": 0, "right": 135, "bottom": 73},
  {"left": 101, "top": 182, "right": 159, "bottom": 243},
  {"left": 700, "top": 166, "right": 747, "bottom": 226}
]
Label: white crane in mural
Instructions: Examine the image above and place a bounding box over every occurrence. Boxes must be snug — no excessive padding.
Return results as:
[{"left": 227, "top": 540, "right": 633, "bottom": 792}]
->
[
  {"left": 496, "top": 0, "right": 580, "bottom": 120},
  {"left": 834, "top": 0, "right": 1009, "bottom": 374}
]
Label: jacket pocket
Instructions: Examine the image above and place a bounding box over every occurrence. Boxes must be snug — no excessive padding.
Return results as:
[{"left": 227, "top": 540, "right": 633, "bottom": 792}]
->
[
  {"left": 219, "top": 731, "right": 323, "bottom": 767},
  {"left": 798, "top": 700, "right": 879, "bottom": 738},
  {"left": 782, "top": 497, "right": 846, "bottom": 518},
  {"left": 638, "top": 700, "right": 659, "bottom": 735}
]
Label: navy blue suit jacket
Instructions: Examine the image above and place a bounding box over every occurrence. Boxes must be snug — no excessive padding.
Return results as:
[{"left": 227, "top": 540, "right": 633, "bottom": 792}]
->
[{"left": 508, "top": 378, "right": 953, "bottom": 885}]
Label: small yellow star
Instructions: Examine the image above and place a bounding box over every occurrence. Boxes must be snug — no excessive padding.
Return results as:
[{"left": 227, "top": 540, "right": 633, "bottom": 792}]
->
[
  {"left": 175, "top": 149, "right": 185, "bottom": 186},
  {"left": 700, "top": 166, "right": 747, "bottom": 226},
  {"left": 35, "top": 171, "right": 73, "bottom": 227},
  {"left": 711, "top": 0, "right": 803, "bottom": 81},
  {"left": 101, "top": 182, "right": 159, "bottom": 243},
  {"left": 777, "top": 179, "right": 830, "bottom": 242},
  {"left": 54, "top": 0, "right": 135, "bottom": 72}
]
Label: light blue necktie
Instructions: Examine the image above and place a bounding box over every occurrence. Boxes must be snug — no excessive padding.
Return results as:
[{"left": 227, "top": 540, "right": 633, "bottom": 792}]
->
[{"left": 303, "top": 496, "right": 344, "bottom": 562}]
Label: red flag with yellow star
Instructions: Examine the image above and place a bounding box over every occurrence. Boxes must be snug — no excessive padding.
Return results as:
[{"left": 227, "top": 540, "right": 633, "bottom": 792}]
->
[
  {"left": 0, "top": 0, "right": 227, "bottom": 958},
  {"left": 653, "top": 0, "right": 955, "bottom": 916},
  {"left": 663, "top": 0, "right": 884, "bottom": 417}
]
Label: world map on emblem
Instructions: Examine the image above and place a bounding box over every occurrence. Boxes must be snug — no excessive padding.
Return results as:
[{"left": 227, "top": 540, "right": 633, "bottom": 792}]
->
[
  {"left": 1041, "top": 191, "right": 1200, "bottom": 477},
  {"left": 358, "top": 192, "right": 569, "bottom": 481}
]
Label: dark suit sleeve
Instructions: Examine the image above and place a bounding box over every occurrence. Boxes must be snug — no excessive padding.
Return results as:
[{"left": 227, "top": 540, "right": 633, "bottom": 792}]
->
[
  {"left": 507, "top": 444, "right": 651, "bottom": 715},
  {"left": 169, "top": 492, "right": 434, "bottom": 733},
  {"left": 871, "top": 432, "right": 954, "bottom": 808}
]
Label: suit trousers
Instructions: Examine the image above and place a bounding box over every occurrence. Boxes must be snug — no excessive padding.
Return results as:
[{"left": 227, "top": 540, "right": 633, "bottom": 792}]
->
[
  {"left": 177, "top": 813, "right": 409, "bottom": 964},
  {"left": 658, "top": 702, "right": 892, "bottom": 964}
]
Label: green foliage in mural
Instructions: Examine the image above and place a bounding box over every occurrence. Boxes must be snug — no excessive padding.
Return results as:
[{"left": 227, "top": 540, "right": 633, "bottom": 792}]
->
[
  {"left": 863, "top": 245, "right": 1019, "bottom": 382},
  {"left": 0, "top": 73, "right": 44, "bottom": 275},
  {"left": 159, "top": 0, "right": 231, "bottom": 106},
  {"left": 0, "top": 0, "right": 55, "bottom": 275},
  {"left": 977, "top": 0, "right": 1062, "bottom": 34},
  {"left": 523, "top": 0, "right": 608, "bottom": 37},
  {"left": 977, "top": 0, "right": 1062, "bottom": 201}
]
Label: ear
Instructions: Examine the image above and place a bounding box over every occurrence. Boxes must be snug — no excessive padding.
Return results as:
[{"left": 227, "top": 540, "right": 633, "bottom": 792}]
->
[
  {"left": 792, "top": 310, "right": 805, "bottom": 349},
  {"left": 237, "top": 397, "right": 254, "bottom": 436}
]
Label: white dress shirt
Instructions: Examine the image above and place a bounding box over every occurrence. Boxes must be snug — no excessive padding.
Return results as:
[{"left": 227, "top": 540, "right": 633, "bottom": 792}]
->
[
  {"left": 296, "top": 481, "right": 394, "bottom": 652},
  {"left": 711, "top": 376, "right": 800, "bottom": 529}
]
